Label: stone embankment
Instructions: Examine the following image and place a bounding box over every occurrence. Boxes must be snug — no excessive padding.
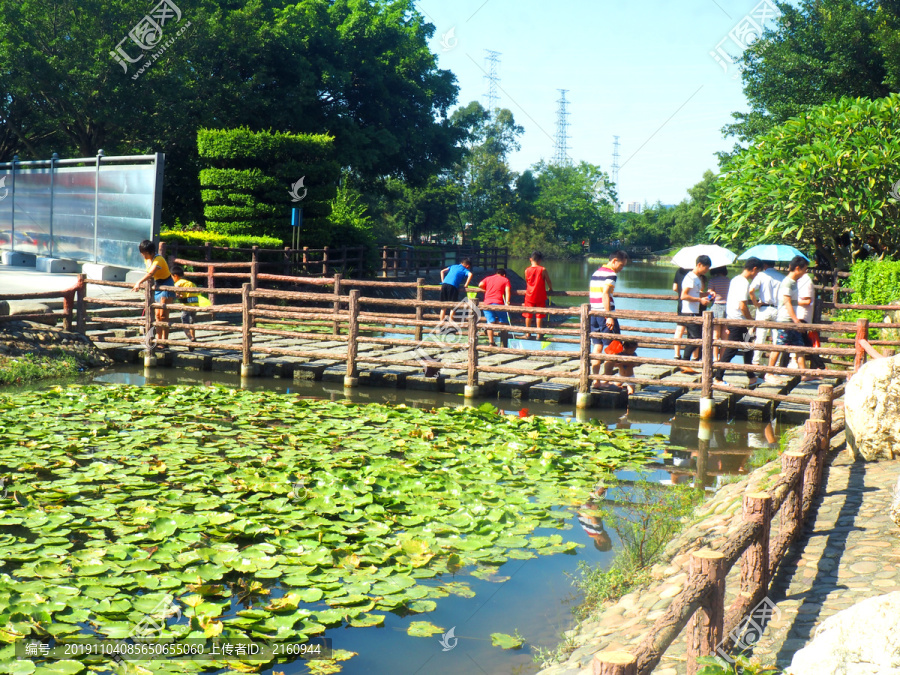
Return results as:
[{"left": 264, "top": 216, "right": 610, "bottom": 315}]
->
[
  {"left": 537, "top": 415, "right": 847, "bottom": 675},
  {"left": 0, "top": 320, "right": 112, "bottom": 369}
]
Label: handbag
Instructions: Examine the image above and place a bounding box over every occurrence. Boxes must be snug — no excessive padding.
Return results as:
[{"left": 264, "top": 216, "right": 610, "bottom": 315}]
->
[{"left": 604, "top": 339, "right": 624, "bottom": 355}]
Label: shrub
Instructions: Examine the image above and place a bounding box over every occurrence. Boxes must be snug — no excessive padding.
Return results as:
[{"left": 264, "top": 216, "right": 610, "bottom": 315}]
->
[
  {"left": 160, "top": 231, "right": 284, "bottom": 249},
  {"left": 197, "top": 127, "right": 340, "bottom": 240}
]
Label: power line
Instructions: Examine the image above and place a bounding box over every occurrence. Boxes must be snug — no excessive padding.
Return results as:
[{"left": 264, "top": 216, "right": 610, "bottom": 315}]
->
[{"left": 553, "top": 89, "right": 570, "bottom": 166}]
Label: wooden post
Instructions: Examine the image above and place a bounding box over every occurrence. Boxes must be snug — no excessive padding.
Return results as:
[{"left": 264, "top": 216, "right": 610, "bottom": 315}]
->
[
  {"left": 701, "top": 311, "right": 714, "bottom": 399},
  {"left": 579, "top": 304, "right": 592, "bottom": 395},
  {"left": 302, "top": 246, "right": 309, "bottom": 275},
  {"left": 158, "top": 240, "right": 167, "bottom": 266},
  {"left": 144, "top": 282, "right": 154, "bottom": 352},
  {"left": 740, "top": 492, "right": 772, "bottom": 609},
  {"left": 332, "top": 273, "right": 343, "bottom": 336},
  {"left": 687, "top": 550, "right": 726, "bottom": 675},
  {"left": 381, "top": 246, "right": 388, "bottom": 278},
  {"left": 75, "top": 273, "right": 87, "bottom": 334},
  {"left": 466, "top": 302, "right": 478, "bottom": 392},
  {"left": 831, "top": 269, "right": 839, "bottom": 306},
  {"left": 250, "top": 247, "right": 259, "bottom": 330},
  {"left": 205, "top": 242, "right": 216, "bottom": 306},
  {"left": 781, "top": 451, "right": 805, "bottom": 543},
  {"left": 853, "top": 317, "right": 869, "bottom": 372},
  {"left": 345, "top": 289, "right": 360, "bottom": 387},
  {"left": 284, "top": 245, "right": 291, "bottom": 277},
  {"left": 62, "top": 290, "right": 74, "bottom": 331},
  {"left": 591, "top": 651, "right": 637, "bottom": 675},
  {"left": 241, "top": 283, "right": 253, "bottom": 377},
  {"left": 323, "top": 246, "right": 330, "bottom": 276},
  {"left": 415, "top": 278, "right": 425, "bottom": 342}
]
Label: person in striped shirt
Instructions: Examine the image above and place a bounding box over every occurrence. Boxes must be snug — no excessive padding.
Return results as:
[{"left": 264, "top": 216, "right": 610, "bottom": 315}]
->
[{"left": 589, "top": 250, "right": 629, "bottom": 386}]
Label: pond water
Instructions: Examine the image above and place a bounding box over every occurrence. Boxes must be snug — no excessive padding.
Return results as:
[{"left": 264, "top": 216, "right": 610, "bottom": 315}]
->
[{"left": 11, "top": 261, "right": 782, "bottom": 675}]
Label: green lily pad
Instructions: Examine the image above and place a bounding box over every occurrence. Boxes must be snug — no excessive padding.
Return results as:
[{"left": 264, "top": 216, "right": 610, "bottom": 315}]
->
[
  {"left": 407, "top": 621, "right": 444, "bottom": 637},
  {"left": 490, "top": 632, "right": 525, "bottom": 649}
]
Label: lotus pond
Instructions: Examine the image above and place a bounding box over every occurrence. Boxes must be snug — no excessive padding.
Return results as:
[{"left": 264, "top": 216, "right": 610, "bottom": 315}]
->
[{"left": 0, "top": 385, "right": 665, "bottom": 674}]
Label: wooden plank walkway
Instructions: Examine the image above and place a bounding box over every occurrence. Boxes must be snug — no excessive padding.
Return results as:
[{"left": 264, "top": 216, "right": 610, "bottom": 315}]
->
[{"left": 92, "top": 324, "right": 843, "bottom": 418}]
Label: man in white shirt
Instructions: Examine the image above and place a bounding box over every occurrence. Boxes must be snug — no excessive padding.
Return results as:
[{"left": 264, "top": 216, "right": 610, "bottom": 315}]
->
[
  {"left": 750, "top": 261, "right": 785, "bottom": 366},
  {"left": 772, "top": 256, "right": 812, "bottom": 381},
  {"left": 679, "top": 255, "right": 713, "bottom": 368},
  {"left": 714, "top": 258, "right": 763, "bottom": 386}
]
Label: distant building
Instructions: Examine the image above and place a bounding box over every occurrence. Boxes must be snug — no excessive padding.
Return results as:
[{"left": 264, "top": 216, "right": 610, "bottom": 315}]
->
[{"left": 625, "top": 201, "right": 642, "bottom": 214}]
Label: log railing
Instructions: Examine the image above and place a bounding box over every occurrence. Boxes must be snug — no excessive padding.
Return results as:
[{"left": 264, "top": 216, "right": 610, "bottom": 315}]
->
[
  {"left": 0, "top": 277, "right": 86, "bottom": 332},
  {"left": 380, "top": 245, "right": 508, "bottom": 278},
  {"left": 81, "top": 274, "right": 900, "bottom": 413},
  {"left": 591, "top": 386, "right": 840, "bottom": 675}
]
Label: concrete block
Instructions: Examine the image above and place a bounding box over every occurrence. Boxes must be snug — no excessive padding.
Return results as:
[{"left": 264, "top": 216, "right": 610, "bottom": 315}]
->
[
  {"left": 0, "top": 300, "right": 7, "bottom": 316},
  {"left": 676, "top": 390, "right": 732, "bottom": 419},
  {"left": 82, "top": 263, "right": 129, "bottom": 282},
  {"left": 257, "top": 358, "right": 297, "bottom": 379},
  {"left": 498, "top": 377, "right": 543, "bottom": 400},
  {"left": 321, "top": 366, "right": 348, "bottom": 383},
  {"left": 628, "top": 385, "right": 684, "bottom": 412},
  {"left": 775, "top": 401, "right": 813, "bottom": 425},
  {"left": 211, "top": 356, "right": 242, "bottom": 374},
  {"left": 7, "top": 302, "right": 50, "bottom": 316},
  {"left": 405, "top": 374, "right": 446, "bottom": 392},
  {"left": 172, "top": 351, "right": 212, "bottom": 371},
  {"left": 359, "top": 368, "right": 409, "bottom": 388},
  {"left": 734, "top": 393, "right": 776, "bottom": 421},
  {"left": 529, "top": 382, "right": 574, "bottom": 404},
  {"left": 589, "top": 385, "right": 629, "bottom": 409},
  {"left": 35, "top": 257, "right": 81, "bottom": 274},
  {"left": 445, "top": 378, "right": 498, "bottom": 397},
  {"left": 294, "top": 361, "right": 333, "bottom": 381},
  {"left": 2, "top": 251, "right": 36, "bottom": 267}
]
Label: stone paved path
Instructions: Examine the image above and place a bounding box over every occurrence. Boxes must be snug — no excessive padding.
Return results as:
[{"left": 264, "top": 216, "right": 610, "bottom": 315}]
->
[{"left": 749, "top": 453, "right": 900, "bottom": 671}]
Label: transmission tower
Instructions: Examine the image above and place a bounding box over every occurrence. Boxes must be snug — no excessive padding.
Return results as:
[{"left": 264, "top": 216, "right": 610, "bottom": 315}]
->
[
  {"left": 553, "top": 89, "right": 570, "bottom": 166},
  {"left": 483, "top": 50, "right": 502, "bottom": 117},
  {"left": 611, "top": 135, "right": 621, "bottom": 212},
  {"left": 611, "top": 135, "right": 621, "bottom": 185}
]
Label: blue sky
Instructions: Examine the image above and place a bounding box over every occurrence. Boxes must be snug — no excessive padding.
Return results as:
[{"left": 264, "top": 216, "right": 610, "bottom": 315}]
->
[{"left": 416, "top": 0, "right": 786, "bottom": 207}]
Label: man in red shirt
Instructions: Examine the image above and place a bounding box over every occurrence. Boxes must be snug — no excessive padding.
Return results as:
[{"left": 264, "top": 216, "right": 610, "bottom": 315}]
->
[{"left": 478, "top": 268, "right": 512, "bottom": 346}]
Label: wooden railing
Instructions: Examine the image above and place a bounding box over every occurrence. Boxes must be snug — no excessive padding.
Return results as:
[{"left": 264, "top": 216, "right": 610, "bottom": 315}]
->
[
  {"left": 0, "top": 279, "right": 86, "bottom": 331},
  {"left": 380, "top": 245, "right": 509, "bottom": 278},
  {"left": 73, "top": 273, "right": 900, "bottom": 412},
  {"left": 590, "top": 387, "right": 841, "bottom": 675},
  {"left": 159, "top": 241, "right": 366, "bottom": 279}
]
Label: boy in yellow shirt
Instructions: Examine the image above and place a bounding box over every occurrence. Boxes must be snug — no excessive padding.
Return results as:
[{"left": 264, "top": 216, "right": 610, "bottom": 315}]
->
[
  {"left": 171, "top": 265, "right": 207, "bottom": 349},
  {"left": 132, "top": 240, "right": 175, "bottom": 342}
]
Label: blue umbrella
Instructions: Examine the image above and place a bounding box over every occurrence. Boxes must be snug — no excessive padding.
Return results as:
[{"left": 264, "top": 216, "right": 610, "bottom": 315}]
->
[{"left": 738, "top": 244, "right": 809, "bottom": 262}]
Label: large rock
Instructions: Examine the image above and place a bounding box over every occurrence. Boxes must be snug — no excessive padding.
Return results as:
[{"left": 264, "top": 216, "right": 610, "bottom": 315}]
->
[
  {"left": 845, "top": 355, "right": 900, "bottom": 461},
  {"left": 787, "top": 592, "right": 900, "bottom": 674}
]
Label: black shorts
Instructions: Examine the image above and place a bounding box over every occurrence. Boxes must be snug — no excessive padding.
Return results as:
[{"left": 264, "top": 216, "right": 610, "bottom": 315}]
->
[
  {"left": 685, "top": 314, "right": 703, "bottom": 340},
  {"left": 590, "top": 315, "right": 620, "bottom": 346},
  {"left": 440, "top": 284, "right": 460, "bottom": 303}
]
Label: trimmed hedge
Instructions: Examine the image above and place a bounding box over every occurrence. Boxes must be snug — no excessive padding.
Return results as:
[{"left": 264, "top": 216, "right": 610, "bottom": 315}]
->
[
  {"left": 160, "top": 230, "right": 284, "bottom": 249},
  {"left": 197, "top": 128, "right": 334, "bottom": 166},
  {"left": 198, "top": 127, "right": 341, "bottom": 240}
]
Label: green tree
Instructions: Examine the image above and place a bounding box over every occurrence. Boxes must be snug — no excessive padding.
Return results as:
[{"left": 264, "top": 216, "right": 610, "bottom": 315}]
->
[
  {"left": 707, "top": 95, "right": 900, "bottom": 256},
  {"left": 723, "top": 0, "right": 897, "bottom": 153},
  {"left": 0, "top": 0, "right": 461, "bottom": 223},
  {"left": 670, "top": 170, "right": 717, "bottom": 247},
  {"left": 531, "top": 161, "right": 617, "bottom": 246},
  {"left": 450, "top": 102, "right": 523, "bottom": 245},
  {"left": 380, "top": 176, "right": 461, "bottom": 244}
]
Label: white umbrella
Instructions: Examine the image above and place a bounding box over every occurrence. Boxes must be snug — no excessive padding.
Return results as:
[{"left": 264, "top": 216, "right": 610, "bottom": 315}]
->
[{"left": 671, "top": 245, "right": 736, "bottom": 269}]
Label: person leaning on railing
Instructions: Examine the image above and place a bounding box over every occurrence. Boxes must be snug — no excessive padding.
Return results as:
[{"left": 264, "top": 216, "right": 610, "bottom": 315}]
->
[{"left": 132, "top": 239, "right": 175, "bottom": 343}]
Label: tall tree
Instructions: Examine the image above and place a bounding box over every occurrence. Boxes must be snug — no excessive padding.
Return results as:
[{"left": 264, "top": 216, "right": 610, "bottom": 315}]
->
[
  {"left": 0, "top": 0, "right": 461, "bottom": 223},
  {"left": 723, "top": 0, "right": 896, "bottom": 153}
]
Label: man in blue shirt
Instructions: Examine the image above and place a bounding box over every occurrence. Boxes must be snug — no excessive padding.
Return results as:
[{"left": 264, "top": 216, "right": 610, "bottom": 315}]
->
[{"left": 439, "top": 258, "right": 473, "bottom": 321}]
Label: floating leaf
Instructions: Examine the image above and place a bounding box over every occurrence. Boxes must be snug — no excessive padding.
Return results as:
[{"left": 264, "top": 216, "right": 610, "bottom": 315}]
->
[
  {"left": 406, "top": 621, "right": 444, "bottom": 637},
  {"left": 490, "top": 632, "right": 524, "bottom": 649}
]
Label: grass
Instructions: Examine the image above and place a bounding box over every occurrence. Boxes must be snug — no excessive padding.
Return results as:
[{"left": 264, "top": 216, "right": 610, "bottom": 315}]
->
[
  {"left": 533, "top": 478, "right": 704, "bottom": 667},
  {"left": 0, "top": 351, "right": 83, "bottom": 386}
]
